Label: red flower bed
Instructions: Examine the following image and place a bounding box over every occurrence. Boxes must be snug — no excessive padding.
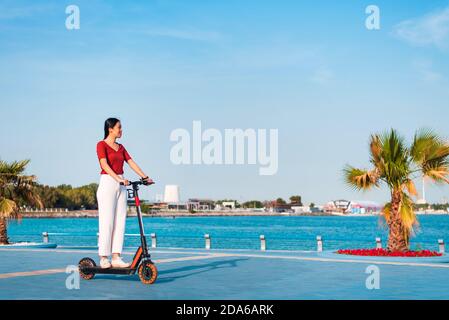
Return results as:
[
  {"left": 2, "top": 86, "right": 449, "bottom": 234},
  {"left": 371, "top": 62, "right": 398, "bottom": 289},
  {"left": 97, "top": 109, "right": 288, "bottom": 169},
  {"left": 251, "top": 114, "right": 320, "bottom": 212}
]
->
[{"left": 337, "top": 248, "right": 442, "bottom": 257}]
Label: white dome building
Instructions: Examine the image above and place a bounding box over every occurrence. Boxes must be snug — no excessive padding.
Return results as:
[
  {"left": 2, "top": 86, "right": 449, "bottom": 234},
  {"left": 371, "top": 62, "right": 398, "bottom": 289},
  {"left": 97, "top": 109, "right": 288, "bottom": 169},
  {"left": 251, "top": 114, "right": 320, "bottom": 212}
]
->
[{"left": 164, "top": 185, "right": 180, "bottom": 203}]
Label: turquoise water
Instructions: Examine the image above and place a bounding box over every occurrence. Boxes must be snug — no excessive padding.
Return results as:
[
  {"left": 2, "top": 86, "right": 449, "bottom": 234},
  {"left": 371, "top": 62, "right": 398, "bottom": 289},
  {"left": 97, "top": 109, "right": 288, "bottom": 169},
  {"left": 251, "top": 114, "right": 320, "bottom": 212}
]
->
[{"left": 7, "top": 215, "right": 449, "bottom": 251}]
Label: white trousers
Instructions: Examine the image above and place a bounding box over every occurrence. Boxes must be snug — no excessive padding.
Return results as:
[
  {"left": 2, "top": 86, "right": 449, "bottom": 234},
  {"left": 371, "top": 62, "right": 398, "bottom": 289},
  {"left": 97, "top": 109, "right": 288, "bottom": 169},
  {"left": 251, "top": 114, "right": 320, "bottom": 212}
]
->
[{"left": 97, "top": 174, "right": 127, "bottom": 256}]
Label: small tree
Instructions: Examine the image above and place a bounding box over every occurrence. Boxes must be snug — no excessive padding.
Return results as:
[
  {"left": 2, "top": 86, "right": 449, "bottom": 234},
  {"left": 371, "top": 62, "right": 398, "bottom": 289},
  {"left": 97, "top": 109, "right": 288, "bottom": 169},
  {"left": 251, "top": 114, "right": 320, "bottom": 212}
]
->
[
  {"left": 242, "top": 200, "right": 264, "bottom": 209},
  {"left": 289, "top": 195, "right": 303, "bottom": 206},
  {"left": 0, "top": 160, "right": 42, "bottom": 244},
  {"left": 344, "top": 129, "right": 449, "bottom": 252},
  {"left": 276, "top": 198, "right": 286, "bottom": 205}
]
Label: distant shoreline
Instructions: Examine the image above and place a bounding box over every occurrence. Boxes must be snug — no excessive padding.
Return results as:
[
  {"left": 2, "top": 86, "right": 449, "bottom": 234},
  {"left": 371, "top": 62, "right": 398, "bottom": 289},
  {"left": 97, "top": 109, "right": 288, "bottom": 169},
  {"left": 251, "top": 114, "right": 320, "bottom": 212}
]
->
[
  {"left": 20, "top": 210, "right": 332, "bottom": 218},
  {"left": 19, "top": 210, "right": 449, "bottom": 219}
]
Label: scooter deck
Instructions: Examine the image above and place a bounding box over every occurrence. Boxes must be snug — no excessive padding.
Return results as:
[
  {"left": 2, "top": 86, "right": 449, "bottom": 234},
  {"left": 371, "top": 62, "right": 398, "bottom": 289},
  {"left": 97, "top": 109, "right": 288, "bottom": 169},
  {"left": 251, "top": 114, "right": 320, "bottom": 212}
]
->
[{"left": 81, "top": 266, "right": 137, "bottom": 275}]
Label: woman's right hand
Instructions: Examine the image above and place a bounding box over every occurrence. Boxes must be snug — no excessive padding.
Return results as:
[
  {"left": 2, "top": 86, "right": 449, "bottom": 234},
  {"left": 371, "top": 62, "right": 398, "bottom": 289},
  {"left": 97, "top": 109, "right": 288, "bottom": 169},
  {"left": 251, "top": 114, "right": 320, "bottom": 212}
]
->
[{"left": 118, "top": 178, "right": 130, "bottom": 186}]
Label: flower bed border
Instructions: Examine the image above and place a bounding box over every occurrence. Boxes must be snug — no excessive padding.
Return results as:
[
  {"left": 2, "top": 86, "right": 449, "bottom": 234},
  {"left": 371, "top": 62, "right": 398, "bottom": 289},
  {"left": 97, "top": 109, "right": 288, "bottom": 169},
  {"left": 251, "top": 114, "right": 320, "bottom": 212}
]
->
[
  {"left": 337, "top": 248, "right": 442, "bottom": 258},
  {"left": 318, "top": 250, "right": 449, "bottom": 264}
]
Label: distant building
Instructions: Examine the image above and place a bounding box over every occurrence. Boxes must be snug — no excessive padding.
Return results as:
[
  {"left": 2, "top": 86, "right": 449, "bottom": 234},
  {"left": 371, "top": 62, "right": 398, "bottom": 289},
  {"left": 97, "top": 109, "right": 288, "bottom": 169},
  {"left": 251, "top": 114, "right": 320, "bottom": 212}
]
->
[
  {"left": 164, "top": 185, "right": 180, "bottom": 203},
  {"left": 167, "top": 203, "right": 187, "bottom": 210},
  {"left": 330, "top": 200, "right": 351, "bottom": 213},
  {"left": 141, "top": 201, "right": 187, "bottom": 212},
  {"left": 188, "top": 199, "right": 215, "bottom": 211},
  {"left": 147, "top": 202, "right": 168, "bottom": 211},
  {"left": 221, "top": 201, "right": 236, "bottom": 210},
  {"left": 265, "top": 200, "right": 312, "bottom": 213},
  {"left": 349, "top": 201, "right": 382, "bottom": 214},
  {"left": 324, "top": 200, "right": 382, "bottom": 214},
  {"left": 291, "top": 206, "right": 311, "bottom": 214}
]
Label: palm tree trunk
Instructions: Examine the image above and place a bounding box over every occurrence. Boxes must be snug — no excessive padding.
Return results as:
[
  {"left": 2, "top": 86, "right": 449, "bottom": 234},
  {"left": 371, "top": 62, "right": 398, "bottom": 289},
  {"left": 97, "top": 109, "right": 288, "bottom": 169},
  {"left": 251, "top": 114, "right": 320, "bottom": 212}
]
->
[
  {"left": 0, "top": 218, "right": 9, "bottom": 245},
  {"left": 387, "top": 190, "right": 408, "bottom": 252}
]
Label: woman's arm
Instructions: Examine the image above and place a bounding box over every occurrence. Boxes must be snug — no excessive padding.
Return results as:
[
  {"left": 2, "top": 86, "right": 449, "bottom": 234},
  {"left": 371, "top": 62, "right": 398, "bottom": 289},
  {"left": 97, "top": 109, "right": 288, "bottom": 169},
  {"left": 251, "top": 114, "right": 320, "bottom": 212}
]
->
[
  {"left": 99, "top": 159, "right": 129, "bottom": 185},
  {"left": 127, "top": 159, "right": 149, "bottom": 179}
]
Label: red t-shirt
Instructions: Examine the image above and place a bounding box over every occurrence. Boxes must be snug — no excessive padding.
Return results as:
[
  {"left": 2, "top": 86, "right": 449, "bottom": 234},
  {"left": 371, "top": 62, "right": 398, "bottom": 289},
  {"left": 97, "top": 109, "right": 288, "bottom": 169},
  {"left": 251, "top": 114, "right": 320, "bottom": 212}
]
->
[{"left": 96, "top": 141, "right": 132, "bottom": 175}]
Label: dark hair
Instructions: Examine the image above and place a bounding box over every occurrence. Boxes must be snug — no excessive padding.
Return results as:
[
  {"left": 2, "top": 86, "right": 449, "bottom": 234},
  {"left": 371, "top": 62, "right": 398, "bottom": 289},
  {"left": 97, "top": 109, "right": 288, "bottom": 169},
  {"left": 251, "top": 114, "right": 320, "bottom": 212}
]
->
[{"left": 104, "top": 118, "right": 121, "bottom": 139}]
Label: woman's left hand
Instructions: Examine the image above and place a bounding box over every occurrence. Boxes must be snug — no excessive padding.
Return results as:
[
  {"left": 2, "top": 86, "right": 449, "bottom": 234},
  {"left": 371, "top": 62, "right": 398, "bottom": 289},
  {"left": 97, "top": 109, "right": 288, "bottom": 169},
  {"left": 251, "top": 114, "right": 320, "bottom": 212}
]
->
[{"left": 142, "top": 176, "right": 154, "bottom": 184}]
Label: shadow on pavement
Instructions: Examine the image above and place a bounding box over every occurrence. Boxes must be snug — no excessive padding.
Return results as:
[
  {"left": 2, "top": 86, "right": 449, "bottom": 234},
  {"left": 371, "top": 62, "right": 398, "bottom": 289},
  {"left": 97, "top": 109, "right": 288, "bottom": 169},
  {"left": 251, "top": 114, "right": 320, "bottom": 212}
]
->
[
  {"left": 92, "top": 257, "right": 248, "bottom": 283},
  {"left": 157, "top": 258, "right": 248, "bottom": 284}
]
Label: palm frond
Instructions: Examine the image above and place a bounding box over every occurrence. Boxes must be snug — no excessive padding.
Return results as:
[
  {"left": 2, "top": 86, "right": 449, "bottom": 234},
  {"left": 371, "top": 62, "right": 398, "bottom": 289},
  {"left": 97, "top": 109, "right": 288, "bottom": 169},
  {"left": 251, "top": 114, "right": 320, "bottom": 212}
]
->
[
  {"left": 423, "top": 164, "right": 449, "bottom": 184},
  {"left": 402, "top": 179, "right": 418, "bottom": 197},
  {"left": 369, "top": 134, "right": 383, "bottom": 166},
  {"left": 0, "top": 159, "right": 30, "bottom": 175},
  {"left": 15, "top": 180, "right": 43, "bottom": 209},
  {"left": 382, "top": 202, "right": 392, "bottom": 222},
  {"left": 399, "top": 193, "right": 418, "bottom": 244},
  {"left": 379, "top": 129, "right": 411, "bottom": 188},
  {"left": 411, "top": 128, "right": 444, "bottom": 162},
  {"left": 343, "top": 165, "right": 379, "bottom": 191},
  {"left": 411, "top": 128, "right": 449, "bottom": 184},
  {"left": 0, "top": 198, "right": 18, "bottom": 219}
]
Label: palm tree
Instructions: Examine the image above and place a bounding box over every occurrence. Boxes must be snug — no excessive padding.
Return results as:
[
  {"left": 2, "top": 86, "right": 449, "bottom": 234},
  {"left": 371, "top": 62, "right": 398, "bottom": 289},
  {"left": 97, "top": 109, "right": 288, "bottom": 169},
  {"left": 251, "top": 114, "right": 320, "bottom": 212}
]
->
[
  {"left": 0, "top": 160, "right": 42, "bottom": 244},
  {"left": 344, "top": 129, "right": 449, "bottom": 252}
]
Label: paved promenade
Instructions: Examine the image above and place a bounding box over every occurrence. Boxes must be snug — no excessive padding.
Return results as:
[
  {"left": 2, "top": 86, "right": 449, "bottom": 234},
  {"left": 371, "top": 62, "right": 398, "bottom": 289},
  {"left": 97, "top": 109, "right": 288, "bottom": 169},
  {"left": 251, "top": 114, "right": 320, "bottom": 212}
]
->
[{"left": 0, "top": 247, "right": 448, "bottom": 300}]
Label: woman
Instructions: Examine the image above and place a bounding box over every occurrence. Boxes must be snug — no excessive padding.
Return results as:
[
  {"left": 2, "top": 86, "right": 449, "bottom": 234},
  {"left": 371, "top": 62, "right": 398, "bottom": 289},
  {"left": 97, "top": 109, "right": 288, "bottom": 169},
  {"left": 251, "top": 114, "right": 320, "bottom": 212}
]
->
[{"left": 96, "top": 118, "right": 153, "bottom": 268}]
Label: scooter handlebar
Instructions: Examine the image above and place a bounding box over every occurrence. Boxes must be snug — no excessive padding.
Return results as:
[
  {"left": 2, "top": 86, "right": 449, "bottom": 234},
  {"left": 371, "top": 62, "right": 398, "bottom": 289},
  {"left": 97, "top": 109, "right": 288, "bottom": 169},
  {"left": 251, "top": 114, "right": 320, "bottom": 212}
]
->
[{"left": 120, "top": 179, "right": 155, "bottom": 186}]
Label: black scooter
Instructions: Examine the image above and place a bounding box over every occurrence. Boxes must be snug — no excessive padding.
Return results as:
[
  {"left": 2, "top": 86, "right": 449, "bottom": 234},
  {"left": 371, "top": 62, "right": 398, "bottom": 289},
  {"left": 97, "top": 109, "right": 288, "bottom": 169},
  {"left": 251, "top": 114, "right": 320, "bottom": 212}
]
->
[{"left": 78, "top": 179, "right": 158, "bottom": 285}]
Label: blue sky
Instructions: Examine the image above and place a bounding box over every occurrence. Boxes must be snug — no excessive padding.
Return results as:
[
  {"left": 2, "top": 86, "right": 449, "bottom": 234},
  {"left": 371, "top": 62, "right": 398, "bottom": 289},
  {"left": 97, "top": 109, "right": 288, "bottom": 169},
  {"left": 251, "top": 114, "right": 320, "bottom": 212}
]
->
[{"left": 1, "top": 0, "right": 449, "bottom": 204}]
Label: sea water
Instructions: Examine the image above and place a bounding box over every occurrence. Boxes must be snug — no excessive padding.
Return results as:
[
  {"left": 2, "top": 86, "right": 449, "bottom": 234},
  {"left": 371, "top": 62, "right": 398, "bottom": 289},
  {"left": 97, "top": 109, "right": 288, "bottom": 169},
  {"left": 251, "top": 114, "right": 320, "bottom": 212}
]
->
[{"left": 7, "top": 215, "right": 449, "bottom": 251}]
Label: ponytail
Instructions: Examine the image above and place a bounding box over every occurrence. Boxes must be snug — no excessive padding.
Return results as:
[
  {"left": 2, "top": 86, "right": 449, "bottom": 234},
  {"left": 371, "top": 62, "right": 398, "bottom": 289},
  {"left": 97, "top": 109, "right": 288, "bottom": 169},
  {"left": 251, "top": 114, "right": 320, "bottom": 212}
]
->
[{"left": 104, "top": 118, "right": 120, "bottom": 139}]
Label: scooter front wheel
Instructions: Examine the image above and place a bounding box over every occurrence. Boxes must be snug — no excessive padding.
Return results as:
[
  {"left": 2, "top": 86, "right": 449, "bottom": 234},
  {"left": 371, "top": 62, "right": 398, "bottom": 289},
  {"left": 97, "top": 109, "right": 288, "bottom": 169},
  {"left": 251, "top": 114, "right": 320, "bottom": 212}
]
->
[
  {"left": 79, "top": 257, "right": 96, "bottom": 280},
  {"left": 138, "top": 261, "right": 158, "bottom": 285}
]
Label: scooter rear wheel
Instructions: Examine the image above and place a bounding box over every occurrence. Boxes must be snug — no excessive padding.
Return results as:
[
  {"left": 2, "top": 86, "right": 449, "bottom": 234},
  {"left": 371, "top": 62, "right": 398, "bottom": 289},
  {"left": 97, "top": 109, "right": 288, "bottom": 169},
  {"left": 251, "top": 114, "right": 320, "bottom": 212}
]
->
[
  {"left": 79, "top": 257, "right": 96, "bottom": 280},
  {"left": 138, "top": 261, "right": 158, "bottom": 285}
]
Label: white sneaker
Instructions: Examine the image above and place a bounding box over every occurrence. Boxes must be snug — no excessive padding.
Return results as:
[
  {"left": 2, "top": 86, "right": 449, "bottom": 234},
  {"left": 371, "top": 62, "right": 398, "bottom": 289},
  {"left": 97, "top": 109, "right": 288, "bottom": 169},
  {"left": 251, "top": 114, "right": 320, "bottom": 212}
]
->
[
  {"left": 100, "top": 257, "right": 111, "bottom": 269},
  {"left": 111, "top": 257, "right": 131, "bottom": 268}
]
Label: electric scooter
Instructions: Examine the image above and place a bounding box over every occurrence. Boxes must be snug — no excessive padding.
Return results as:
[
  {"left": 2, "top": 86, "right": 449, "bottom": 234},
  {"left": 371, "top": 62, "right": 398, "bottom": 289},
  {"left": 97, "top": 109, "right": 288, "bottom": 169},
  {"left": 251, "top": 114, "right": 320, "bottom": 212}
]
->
[{"left": 78, "top": 178, "right": 158, "bottom": 285}]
